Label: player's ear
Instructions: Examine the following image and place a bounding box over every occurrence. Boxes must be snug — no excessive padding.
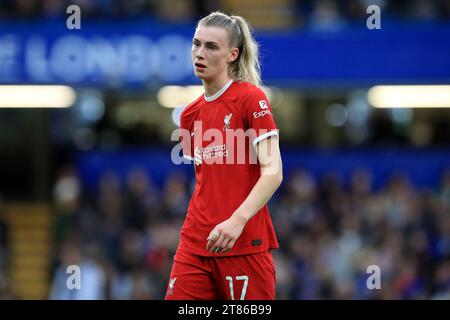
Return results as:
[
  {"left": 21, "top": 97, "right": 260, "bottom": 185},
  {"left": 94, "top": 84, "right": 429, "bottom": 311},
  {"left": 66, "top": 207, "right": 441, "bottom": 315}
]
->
[{"left": 228, "top": 47, "right": 239, "bottom": 63}]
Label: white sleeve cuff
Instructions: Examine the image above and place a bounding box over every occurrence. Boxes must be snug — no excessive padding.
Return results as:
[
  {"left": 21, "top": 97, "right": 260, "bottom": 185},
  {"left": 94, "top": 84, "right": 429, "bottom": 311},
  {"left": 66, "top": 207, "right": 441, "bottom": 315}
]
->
[
  {"left": 183, "top": 154, "right": 194, "bottom": 161},
  {"left": 253, "top": 130, "right": 279, "bottom": 147}
]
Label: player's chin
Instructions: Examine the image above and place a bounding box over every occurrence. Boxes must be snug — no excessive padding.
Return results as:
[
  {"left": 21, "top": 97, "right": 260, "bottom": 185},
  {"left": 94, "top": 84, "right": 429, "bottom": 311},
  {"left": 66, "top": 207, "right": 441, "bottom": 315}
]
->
[{"left": 194, "top": 71, "right": 208, "bottom": 80}]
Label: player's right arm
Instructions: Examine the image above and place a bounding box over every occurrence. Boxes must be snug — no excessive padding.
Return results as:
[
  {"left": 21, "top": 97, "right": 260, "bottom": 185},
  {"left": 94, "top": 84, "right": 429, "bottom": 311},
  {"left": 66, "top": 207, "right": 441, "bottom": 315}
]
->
[{"left": 207, "top": 136, "right": 283, "bottom": 253}]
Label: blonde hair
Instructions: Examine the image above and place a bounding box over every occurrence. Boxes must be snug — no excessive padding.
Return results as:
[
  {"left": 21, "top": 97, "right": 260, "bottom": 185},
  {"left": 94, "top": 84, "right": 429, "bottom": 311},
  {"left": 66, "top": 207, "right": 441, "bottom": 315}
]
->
[{"left": 198, "top": 11, "right": 261, "bottom": 86}]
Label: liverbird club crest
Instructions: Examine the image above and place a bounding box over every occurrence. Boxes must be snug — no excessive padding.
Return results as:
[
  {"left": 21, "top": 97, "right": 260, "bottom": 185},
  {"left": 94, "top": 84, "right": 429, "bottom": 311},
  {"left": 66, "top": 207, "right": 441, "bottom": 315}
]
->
[{"left": 223, "top": 113, "right": 233, "bottom": 131}]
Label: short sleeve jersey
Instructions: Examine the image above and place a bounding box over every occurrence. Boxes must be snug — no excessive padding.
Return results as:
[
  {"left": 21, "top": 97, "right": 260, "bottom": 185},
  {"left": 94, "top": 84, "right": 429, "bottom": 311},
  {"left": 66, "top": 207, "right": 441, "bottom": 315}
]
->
[{"left": 178, "top": 80, "right": 279, "bottom": 257}]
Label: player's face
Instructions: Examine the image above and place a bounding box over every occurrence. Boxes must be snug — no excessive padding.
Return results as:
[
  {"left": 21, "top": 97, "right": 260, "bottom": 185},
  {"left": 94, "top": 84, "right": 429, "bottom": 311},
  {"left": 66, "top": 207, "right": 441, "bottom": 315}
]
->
[{"left": 192, "top": 26, "right": 237, "bottom": 82}]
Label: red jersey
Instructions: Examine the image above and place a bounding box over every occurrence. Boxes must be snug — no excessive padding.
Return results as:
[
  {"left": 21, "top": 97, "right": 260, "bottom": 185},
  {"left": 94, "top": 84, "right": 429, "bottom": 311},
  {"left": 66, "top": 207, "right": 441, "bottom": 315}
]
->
[{"left": 177, "top": 80, "right": 279, "bottom": 257}]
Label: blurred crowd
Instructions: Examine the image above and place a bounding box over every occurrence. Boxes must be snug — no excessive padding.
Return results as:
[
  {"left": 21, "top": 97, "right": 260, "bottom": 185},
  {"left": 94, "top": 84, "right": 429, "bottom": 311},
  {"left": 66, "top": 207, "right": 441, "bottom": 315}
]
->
[
  {"left": 274, "top": 168, "right": 450, "bottom": 299},
  {"left": 0, "top": 0, "right": 205, "bottom": 22},
  {"left": 1, "top": 0, "right": 450, "bottom": 25},
  {"left": 32, "top": 164, "right": 450, "bottom": 299}
]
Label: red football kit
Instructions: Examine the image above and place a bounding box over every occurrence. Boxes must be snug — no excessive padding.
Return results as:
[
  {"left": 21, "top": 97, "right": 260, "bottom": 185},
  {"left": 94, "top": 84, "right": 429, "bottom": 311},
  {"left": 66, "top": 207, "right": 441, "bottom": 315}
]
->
[{"left": 165, "top": 80, "right": 279, "bottom": 300}]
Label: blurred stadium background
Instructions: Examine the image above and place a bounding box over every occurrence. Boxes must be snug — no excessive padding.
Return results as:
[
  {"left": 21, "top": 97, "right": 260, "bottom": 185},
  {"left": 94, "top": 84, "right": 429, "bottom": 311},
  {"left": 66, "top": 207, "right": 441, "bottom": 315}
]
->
[{"left": 0, "top": 0, "right": 450, "bottom": 300}]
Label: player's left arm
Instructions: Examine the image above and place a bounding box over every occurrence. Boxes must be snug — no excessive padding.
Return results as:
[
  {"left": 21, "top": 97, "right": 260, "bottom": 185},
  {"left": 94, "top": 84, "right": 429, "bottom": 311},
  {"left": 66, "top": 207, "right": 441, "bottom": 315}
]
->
[{"left": 207, "top": 136, "right": 283, "bottom": 253}]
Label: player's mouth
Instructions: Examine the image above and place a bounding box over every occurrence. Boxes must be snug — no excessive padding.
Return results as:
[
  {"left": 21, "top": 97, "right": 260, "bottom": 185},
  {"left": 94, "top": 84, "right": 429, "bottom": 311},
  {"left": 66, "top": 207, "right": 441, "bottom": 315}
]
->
[{"left": 195, "top": 62, "right": 207, "bottom": 71}]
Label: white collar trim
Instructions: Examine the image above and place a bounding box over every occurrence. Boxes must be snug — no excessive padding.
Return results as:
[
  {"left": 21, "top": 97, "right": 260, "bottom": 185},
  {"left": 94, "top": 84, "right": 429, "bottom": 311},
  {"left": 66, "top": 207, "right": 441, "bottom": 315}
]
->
[{"left": 204, "top": 80, "right": 234, "bottom": 102}]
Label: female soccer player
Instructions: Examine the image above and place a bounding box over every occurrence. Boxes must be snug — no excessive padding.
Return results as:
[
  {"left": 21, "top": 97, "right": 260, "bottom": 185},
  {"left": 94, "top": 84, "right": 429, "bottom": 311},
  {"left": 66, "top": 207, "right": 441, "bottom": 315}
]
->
[{"left": 165, "top": 11, "right": 283, "bottom": 300}]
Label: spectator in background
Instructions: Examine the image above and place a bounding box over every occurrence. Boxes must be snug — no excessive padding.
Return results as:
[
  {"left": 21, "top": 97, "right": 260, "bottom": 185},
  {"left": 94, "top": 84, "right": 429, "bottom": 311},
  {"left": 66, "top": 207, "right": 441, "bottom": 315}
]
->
[
  {"left": 97, "top": 171, "right": 125, "bottom": 264},
  {"left": 42, "top": 0, "right": 65, "bottom": 19},
  {"left": 307, "top": 0, "right": 347, "bottom": 31},
  {"left": 161, "top": 171, "right": 189, "bottom": 221},
  {"left": 12, "top": 0, "right": 40, "bottom": 18},
  {"left": 123, "top": 167, "right": 161, "bottom": 230},
  {"left": 440, "top": 169, "right": 450, "bottom": 209}
]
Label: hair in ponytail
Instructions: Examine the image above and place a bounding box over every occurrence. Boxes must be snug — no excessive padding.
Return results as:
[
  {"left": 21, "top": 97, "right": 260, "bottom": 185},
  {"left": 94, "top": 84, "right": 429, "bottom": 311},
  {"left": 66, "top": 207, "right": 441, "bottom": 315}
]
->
[{"left": 198, "top": 12, "right": 261, "bottom": 86}]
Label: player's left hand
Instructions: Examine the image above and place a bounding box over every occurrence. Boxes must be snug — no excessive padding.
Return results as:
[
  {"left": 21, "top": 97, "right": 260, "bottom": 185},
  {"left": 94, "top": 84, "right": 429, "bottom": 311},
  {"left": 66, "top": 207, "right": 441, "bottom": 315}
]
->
[{"left": 206, "top": 215, "right": 247, "bottom": 254}]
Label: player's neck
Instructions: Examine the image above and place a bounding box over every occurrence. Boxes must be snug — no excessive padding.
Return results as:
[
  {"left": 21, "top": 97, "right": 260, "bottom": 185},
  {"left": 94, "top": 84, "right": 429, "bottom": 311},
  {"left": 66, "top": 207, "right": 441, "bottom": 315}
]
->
[{"left": 203, "top": 75, "right": 232, "bottom": 98}]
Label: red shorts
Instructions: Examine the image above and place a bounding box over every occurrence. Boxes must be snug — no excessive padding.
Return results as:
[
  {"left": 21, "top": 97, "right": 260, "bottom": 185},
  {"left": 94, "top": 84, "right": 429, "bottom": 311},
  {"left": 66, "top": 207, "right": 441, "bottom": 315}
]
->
[{"left": 164, "top": 250, "right": 276, "bottom": 300}]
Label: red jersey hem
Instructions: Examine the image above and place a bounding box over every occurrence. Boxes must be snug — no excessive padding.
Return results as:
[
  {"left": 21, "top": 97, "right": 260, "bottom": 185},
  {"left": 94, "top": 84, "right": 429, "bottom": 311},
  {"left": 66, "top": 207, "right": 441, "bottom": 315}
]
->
[{"left": 176, "top": 243, "right": 279, "bottom": 259}]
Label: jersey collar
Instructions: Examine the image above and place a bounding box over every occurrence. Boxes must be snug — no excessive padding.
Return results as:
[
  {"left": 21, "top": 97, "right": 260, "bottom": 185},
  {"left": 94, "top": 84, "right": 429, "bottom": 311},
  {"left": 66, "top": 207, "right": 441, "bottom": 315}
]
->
[{"left": 204, "top": 79, "right": 234, "bottom": 102}]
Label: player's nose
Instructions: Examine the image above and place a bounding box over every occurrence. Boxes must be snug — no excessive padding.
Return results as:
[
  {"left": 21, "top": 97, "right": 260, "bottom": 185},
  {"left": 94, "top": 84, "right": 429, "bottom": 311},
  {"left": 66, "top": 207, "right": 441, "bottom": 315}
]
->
[{"left": 196, "top": 46, "right": 206, "bottom": 59}]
